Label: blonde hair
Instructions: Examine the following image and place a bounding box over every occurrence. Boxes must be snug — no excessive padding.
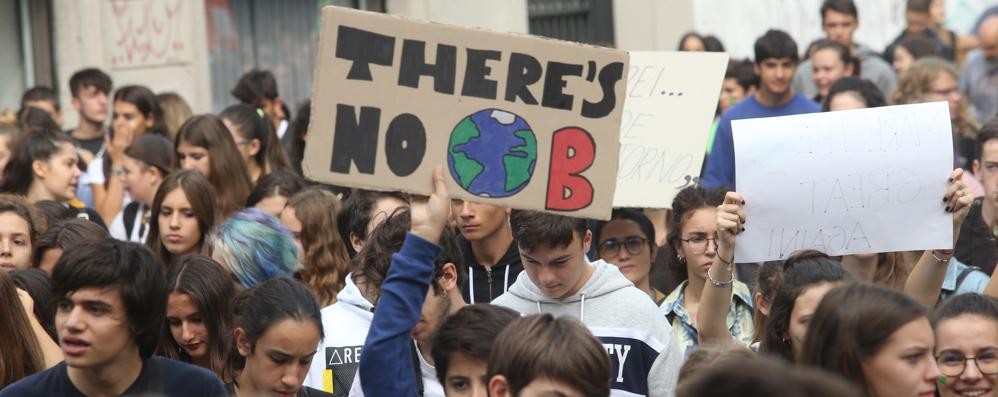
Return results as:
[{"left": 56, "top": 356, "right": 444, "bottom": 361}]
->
[
  {"left": 892, "top": 57, "right": 978, "bottom": 139},
  {"left": 156, "top": 92, "right": 193, "bottom": 141}
]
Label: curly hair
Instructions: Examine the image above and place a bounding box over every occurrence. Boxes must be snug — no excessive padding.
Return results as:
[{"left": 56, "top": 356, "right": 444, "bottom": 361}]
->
[
  {"left": 892, "top": 57, "right": 977, "bottom": 139},
  {"left": 285, "top": 188, "right": 351, "bottom": 306}
]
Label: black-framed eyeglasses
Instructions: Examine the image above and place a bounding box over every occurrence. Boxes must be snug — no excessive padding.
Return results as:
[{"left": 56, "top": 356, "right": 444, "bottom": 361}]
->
[
  {"left": 681, "top": 236, "right": 719, "bottom": 254},
  {"left": 598, "top": 237, "right": 648, "bottom": 258},
  {"left": 935, "top": 348, "right": 998, "bottom": 377}
]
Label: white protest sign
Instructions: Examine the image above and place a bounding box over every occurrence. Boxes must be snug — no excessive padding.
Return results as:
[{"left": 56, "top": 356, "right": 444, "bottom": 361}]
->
[
  {"left": 612, "top": 51, "right": 728, "bottom": 208},
  {"left": 733, "top": 102, "right": 953, "bottom": 262}
]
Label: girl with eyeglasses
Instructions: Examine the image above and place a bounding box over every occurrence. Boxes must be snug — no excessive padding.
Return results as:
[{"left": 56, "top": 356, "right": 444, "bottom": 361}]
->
[
  {"left": 893, "top": 58, "right": 979, "bottom": 172},
  {"left": 659, "top": 186, "right": 755, "bottom": 356},
  {"left": 219, "top": 104, "right": 290, "bottom": 184},
  {"left": 931, "top": 293, "right": 998, "bottom": 397},
  {"left": 593, "top": 208, "right": 665, "bottom": 304}
]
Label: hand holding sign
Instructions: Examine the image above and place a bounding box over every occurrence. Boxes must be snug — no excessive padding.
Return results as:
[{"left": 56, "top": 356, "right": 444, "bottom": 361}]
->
[
  {"left": 944, "top": 168, "right": 974, "bottom": 246},
  {"left": 305, "top": 6, "right": 628, "bottom": 219},
  {"left": 716, "top": 191, "right": 746, "bottom": 262},
  {"left": 732, "top": 102, "right": 954, "bottom": 262},
  {"left": 410, "top": 166, "right": 451, "bottom": 245}
]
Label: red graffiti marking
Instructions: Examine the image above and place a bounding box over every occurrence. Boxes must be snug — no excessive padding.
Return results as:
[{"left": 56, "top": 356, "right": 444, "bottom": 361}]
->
[{"left": 108, "top": 0, "right": 188, "bottom": 67}]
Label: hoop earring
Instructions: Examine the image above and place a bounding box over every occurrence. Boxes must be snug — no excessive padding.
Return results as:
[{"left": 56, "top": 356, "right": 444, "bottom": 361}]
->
[{"left": 677, "top": 254, "right": 685, "bottom": 264}]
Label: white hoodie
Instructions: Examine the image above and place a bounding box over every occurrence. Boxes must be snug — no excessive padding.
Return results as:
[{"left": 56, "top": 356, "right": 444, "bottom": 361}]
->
[
  {"left": 492, "top": 260, "right": 683, "bottom": 397},
  {"left": 303, "top": 274, "right": 374, "bottom": 396}
]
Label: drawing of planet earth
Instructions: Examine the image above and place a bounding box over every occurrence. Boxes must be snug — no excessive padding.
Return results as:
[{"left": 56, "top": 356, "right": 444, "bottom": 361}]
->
[{"left": 447, "top": 109, "right": 537, "bottom": 198}]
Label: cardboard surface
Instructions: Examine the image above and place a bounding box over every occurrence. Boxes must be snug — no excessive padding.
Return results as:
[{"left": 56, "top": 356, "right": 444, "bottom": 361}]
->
[
  {"left": 612, "top": 51, "right": 728, "bottom": 208},
  {"left": 304, "top": 6, "right": 629, "bottom": 219},
  {"left": 733, "top": 102, "right": 954, "bottom": 262}
]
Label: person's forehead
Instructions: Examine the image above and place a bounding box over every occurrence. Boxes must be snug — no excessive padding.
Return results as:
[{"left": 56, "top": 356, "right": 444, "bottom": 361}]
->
[
  {"left": 761, "top": 57, "right": 794, "bottom": 65},
  {"left": 980, "top": 139, "right": 998, "bottom": 159},
  {"left": 823, "top": 10, "right": 856, "bottom": 23},
  {"left": 447, "top": 351, "right": 488, "bottom": 375},
  {"left": 78, "top": 85, "right": 107, "bottom": 95},
  {"left": 600, "top": 219, "right": 645, "bottom": 241},
  {"left": 65, "top": 285, "right": 124, "bottom": 306},
  {"left": 522, "top": 234, "right": 584, "bottom": 256}
]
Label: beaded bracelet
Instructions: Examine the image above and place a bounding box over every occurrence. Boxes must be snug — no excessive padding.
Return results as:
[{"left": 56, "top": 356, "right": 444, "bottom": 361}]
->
[
  {"left": 707, "top": 269, "right": 734, "bottom": 287},
  {"left": 931, "top": 249, "right": 953, "bottom": 263}
]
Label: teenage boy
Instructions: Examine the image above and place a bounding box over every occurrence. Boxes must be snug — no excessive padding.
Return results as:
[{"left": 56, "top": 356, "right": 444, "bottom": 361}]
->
[
  {"left": 305, "top": 177, "right": 463, "bottom": 396},
  {"left": 792, "top": 0, "right": 897, "bottom": 101},
  {"left": 231, "top": 69, "right": 288, "bottom": 137},
  {"left": 704, "top": 29, "right": 821, "bottom": 189},
  {"left": 431, "top": 304, "right": 520, "bottom": 396},
  {"left": 0, "top": 240, "right": 226, "bottom": 396},
  {"left": 493, "top": 210, "right": 683, "bottom": 396},
  {"left": 67, "top": 68, "right": 112, "bottom": 209},
  {"left": 67, "top": 68, "right": 112, "bottom": 166},
  {"left": 883, "top": 0, "right": 948, "bottom": 64},
  {"left": 337, "top": 189, "right": 410, "bottom": 257},
  {"left": 20, "top": 86, "right": 63, "bottom": 126},
  {"left": 486, "top": 314, "right": 612, "bottom": 397},
  {"left": 958, "top": 118, "right": 998, "bottom": 275},
  {"left": 451, "top": 199, "right": 523, "bottom": 303},
  {"left": 357, "top": 168, "right": 466, "bottom": 396}
]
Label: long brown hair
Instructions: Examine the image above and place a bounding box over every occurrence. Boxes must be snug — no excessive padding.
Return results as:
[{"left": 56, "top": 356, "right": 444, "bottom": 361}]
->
[
  {"left": 0, "top": 271, "right": 44, "bottom": 388},
  {"left": 799, "top": 283, "right": 927, "bottom": 396},
  {"left": 146, "top": 171, "right": 221, "bottom": 267},
  {"left": 174, "top": 115, "right": 253, "bottom": 217},
  {"left": 286, "top": 188, "right": 351, "bottom": 306},
  {"left": 159, "top": 255, "right": 235, "bottom": 380},
  {"left": 219, "top": 104, "right": 290, "bottom": 174}
]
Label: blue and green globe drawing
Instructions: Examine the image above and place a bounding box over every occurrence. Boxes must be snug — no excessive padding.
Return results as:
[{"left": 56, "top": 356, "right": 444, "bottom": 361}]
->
[{"left": 447, "top": 109, "right": 537, "bottom": 198}]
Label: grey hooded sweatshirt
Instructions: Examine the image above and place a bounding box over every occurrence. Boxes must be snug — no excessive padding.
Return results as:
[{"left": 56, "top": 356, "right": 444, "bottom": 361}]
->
[{"left": 493, "top": 260, "right": 683, "bottom": 397}]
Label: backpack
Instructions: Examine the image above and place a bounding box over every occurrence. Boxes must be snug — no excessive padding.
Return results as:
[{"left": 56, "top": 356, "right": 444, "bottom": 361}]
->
[{"left": 122, "top": 202, "right": 141, "bottom": 239}]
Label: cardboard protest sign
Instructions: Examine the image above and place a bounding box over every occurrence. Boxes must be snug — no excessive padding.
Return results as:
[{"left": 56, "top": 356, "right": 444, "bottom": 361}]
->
[
  {"left": 304, "top": 6, "right": 628, "bottom": 219},
  {"left": 612, "top": 51, "right": 728, "bottom": 208},
  {"left": 732, "top": 102, "right": 953, "bottom": 262}
]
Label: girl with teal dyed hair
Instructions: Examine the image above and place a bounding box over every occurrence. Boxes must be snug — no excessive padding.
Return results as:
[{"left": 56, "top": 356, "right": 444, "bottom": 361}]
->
[{"left": 210, "top": 207, "right": 300, "bottom": 289}]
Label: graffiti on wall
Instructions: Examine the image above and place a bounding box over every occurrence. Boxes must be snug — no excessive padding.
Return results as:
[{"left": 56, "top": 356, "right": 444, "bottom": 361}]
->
[{"left": 105, "top": 0, "right": 194, "bottom": 68}]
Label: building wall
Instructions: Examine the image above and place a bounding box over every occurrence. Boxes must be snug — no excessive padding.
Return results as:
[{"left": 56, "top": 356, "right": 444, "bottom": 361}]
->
[
  {"left": 385, "top": 0, "right": 529, "bottom": 33},
  {"left": 613, "top": 0, "right": 695, "bottom": 51},
  {"left": 52, "top": 0, "right": 212, "bottom": 129},
  {"left": 0, "top": 0, "right": 27, "bottom": 113}
]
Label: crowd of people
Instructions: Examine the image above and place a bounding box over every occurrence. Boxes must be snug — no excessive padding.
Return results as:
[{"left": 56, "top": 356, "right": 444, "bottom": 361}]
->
[{"left": 0, "top": 0, "right": 996, "bottom": 396}]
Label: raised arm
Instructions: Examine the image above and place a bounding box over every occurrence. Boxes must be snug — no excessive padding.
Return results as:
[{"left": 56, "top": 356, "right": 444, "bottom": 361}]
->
[
  {"left": 904, "top": 169, "right": 973, "bottom": 307},
  {"left": 697, "top": 191, "right": 745, "bottom": 345},
  {"left": 96, "top": 130, "right": 132, "bottom": 222},
  {"left": 985, "top": 267, "right": 998, "bottom": 299},
  {"left": 359, "top": 166, "right": 450, "bottom": 397},
  {"left": 18, "top": 288, "right": 62, "bottom": 368}
]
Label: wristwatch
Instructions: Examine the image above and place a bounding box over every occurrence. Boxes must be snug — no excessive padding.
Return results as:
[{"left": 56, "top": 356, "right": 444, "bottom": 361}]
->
[{"left": 111, "top": 166, "right": 124, "bottom": 176}]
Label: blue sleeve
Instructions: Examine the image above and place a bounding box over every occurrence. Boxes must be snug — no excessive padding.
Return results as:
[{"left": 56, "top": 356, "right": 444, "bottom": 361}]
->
[
  {"left": 703, "top": 114, "right": 735, "bottom": 189},
  {"left": 359, "top": 233, "right": 441, "bottom": 397}
]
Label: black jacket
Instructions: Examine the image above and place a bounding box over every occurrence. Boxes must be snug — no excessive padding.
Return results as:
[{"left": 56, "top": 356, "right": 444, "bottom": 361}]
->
[{"left": 459, "top": 237, "right": 523, "bottom": 304}]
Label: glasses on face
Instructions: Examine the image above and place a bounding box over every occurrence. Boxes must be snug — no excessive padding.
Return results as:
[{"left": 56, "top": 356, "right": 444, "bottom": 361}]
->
[
  {"left": 598, "top": 237, "right": 648, "bottom": 258},
  {"left": 681, "top": 235, "right": 719, "bottom": 255},
  {"left": 935, "top": 348, "right": 998, "bottom": 377}
]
